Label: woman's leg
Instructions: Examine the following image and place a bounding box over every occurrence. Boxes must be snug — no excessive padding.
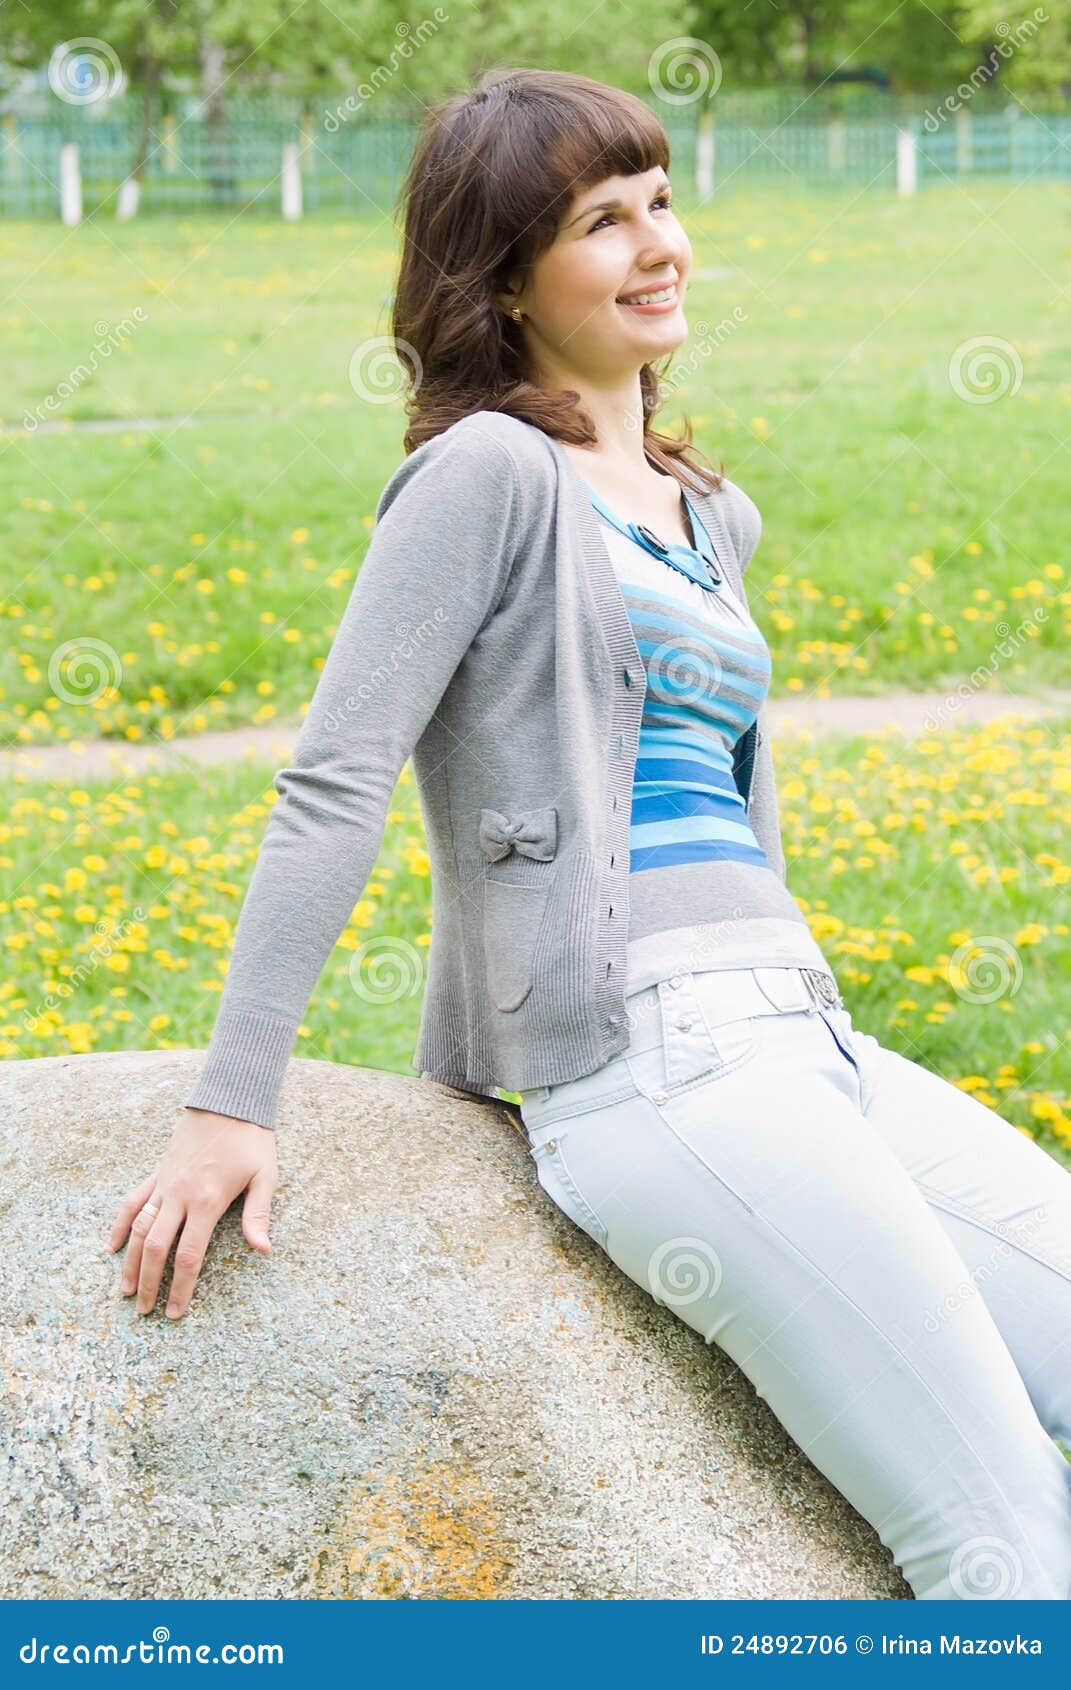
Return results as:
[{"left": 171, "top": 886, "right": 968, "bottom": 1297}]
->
[
  {"left": 521, "top": 976, "right": 1071, "bottom": 1600},
  {"left": 845, "top": 1017, "right": 1071, "bottom": 1451}
]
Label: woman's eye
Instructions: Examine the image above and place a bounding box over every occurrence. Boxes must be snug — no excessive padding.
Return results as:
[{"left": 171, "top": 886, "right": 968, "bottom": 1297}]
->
[{"left": 589, "top": 193, "right": 672, "bottom": 233}]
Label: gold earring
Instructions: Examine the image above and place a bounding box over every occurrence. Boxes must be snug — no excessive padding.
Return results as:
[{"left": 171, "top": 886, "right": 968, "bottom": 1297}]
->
[{"left": 511, "top": 306, "right": 524, "bottom": 322}]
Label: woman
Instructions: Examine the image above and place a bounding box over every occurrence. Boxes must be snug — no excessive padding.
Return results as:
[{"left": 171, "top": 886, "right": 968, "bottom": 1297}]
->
[{"left": 108, "top": 68, "right": 1071, "bottom": 1600}]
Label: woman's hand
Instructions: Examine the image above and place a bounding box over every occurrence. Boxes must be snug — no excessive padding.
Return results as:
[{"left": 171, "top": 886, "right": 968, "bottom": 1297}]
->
[{"left": 106, "top": 1107, "right": 278, "bottom": 1319}]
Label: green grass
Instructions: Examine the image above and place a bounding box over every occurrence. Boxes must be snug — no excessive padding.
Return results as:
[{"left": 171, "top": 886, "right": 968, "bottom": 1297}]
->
[
  {"left": 2, "top": 181, "right": 1070, "bottom": 748},
  {"left": 3, "top": 713, "right": 1071, "bottom": 1165},
  {"left": 2, "top": 182, "right": 1070, "bottom": 1149}
]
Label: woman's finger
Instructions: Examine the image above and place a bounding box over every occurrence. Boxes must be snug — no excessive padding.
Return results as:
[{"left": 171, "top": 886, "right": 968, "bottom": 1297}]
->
[
  {"left": 119, "top": 1187, "right": 163, "bottom": 1298},
  {"left": 164, "top": 1208, "right": 222, "bottom": 1320},
  {"left": 134, "top": 1196, "right": 185, "bottom": 1315},
  {"left": 107, "top": 1173, "right": 158, "bottom": 1252}
]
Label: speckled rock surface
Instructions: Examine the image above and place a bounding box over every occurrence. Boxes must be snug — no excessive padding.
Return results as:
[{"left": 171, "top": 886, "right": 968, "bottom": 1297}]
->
[{"left": 0, "top": 1049, "right": 907, "bottom": 1600}]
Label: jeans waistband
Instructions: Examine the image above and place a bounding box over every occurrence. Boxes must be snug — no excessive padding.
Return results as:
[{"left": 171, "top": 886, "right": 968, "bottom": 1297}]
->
[
  {"left": 622, "top": 963, "right": 844, "bottom": 1057},
  {"left": 519, "top": 963, "right": 846, "bottom": 1124}
]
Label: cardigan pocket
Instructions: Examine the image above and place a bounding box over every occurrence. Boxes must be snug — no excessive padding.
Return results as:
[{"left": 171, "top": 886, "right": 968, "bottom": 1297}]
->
[{"left": 478, "top": 805, "right": 559, "bottom": 1012}]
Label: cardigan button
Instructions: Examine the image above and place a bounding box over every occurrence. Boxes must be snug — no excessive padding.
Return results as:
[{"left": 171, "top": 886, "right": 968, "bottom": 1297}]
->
[{"left": 623, "top": 667, "right": 632, "bottom": 686}]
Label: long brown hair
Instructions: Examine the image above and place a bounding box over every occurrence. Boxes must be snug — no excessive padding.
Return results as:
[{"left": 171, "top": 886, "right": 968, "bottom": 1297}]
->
[{"left": 389, "top": 66, "right": 724, "bottom": 494}]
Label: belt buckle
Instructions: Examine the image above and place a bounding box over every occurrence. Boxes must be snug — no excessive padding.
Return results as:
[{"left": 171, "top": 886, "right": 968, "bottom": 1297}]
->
[{"left": 802, "top": 967, "right": 838, "bottom": 1006}]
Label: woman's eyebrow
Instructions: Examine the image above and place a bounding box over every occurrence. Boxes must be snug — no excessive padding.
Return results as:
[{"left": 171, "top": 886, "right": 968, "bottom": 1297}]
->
[{"left": 565, "top": 178, "right": 672, "bottom": 227}]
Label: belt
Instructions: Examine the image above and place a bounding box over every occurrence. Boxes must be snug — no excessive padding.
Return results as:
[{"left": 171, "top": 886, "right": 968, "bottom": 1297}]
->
[{"left": 623, "top": 963, "right": 844, "bottom": 1057}]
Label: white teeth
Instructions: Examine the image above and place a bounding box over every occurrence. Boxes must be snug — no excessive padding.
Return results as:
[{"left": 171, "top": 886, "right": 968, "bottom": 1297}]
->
[{"left": 620, "top": 286, "right": 675, "bottom": 305}]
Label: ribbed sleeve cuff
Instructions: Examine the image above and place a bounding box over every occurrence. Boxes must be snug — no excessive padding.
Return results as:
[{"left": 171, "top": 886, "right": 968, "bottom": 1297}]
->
[{"left": 183, "top": 1007, "right": 298, "bottom": 1132}]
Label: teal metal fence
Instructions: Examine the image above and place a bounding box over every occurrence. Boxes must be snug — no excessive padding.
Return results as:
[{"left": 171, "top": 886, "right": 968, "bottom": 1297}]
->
[{"left": 1, "top": 90, "right": 1068, "bottom": 219}]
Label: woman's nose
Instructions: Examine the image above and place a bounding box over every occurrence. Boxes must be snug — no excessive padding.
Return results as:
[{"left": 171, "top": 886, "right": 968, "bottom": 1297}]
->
[{"left": 638, "top": 222, "right": 686, "bottom": 267}]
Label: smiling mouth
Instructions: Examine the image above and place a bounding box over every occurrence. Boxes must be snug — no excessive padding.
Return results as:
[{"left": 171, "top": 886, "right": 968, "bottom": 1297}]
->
[{"left": 616, "top": 284, "right": 680, "bottom": 307}]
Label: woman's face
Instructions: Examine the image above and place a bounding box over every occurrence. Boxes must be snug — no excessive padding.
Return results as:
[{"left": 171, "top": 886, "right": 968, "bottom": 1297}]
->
[{"left": 507, "top": 165, "right": 692, "bottom": 384}]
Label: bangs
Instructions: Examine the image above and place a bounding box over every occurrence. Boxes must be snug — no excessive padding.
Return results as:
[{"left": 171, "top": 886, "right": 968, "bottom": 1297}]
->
[
  {"left": 492, "top": 79, "right": 672, "bottom": 266},
  {"left": 542, "top": 96, "right": 670, "bottom": 220}
]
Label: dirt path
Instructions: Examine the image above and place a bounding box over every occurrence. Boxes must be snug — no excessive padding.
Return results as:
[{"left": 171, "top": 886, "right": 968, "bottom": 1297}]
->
[{"left": 3, "top": 688, "right": 1071, "bottom": 784}]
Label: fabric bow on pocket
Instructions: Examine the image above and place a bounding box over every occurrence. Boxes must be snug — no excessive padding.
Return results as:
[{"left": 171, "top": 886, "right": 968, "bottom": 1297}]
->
[
  {"left": 478, "top": 806, "right": 559, "bottom": 1013},
  {"left": 478, "top": 805, "right": 557, "bottom": 863}
]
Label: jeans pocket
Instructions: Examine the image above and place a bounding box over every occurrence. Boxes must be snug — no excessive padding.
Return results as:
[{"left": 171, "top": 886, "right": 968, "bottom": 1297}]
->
[
  {"left": 624, "top": 1013, "right": 758, "bottom": 1107},
  {"left": 529, "top": 1124, "right": 609, "bottom": 1250}
]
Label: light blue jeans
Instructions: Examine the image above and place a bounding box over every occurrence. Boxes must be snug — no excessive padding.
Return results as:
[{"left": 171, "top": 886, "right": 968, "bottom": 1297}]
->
[{"left": 518, "top": 963, "right": 1071, "bottom": 1600}]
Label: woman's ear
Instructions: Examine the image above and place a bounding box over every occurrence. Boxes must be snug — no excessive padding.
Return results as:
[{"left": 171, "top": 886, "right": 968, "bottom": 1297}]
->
[{"left": 495, "top": 277, "right": 526, "bottom": 321}]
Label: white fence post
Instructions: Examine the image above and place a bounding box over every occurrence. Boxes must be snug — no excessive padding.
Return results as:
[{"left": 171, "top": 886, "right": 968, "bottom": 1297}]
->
[
  {"left": 116, "top": 177, "right": 140, "bottom": 219},
  {"left": 281, "top": 141, "right": 302, "bottom": 220},
  {"left": 696, "top": 110, "right": 714, "bottom": 202},
  {"left": 59, "top": 142, "right": 82, "bottom": 224},
  {"left": 896, "top": 126, "right": 918, "bottom": 197}
]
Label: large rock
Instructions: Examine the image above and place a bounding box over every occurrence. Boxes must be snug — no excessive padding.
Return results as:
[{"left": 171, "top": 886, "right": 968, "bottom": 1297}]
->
[{"left": 0, "top": 1049, "right": 906, "bottom": 1600}]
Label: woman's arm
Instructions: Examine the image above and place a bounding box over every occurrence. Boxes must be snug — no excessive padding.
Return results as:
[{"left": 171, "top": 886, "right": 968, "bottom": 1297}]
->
[
  {"left": 184, "top": 418, "right": 526, "bottom": 1130},
  {"left": 109, "top": 418, "right": 530, "bottom": 1319}
]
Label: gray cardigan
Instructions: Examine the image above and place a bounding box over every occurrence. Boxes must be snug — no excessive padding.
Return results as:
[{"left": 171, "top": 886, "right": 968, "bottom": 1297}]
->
[{"left": 184, "top": 410, "right": 785, "bottom": 1129}]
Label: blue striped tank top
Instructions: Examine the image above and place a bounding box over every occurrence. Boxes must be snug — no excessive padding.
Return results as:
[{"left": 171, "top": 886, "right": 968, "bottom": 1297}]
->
[{"left": 580, "top": 474, "right": 834, "bottom": 993}]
